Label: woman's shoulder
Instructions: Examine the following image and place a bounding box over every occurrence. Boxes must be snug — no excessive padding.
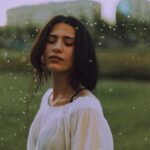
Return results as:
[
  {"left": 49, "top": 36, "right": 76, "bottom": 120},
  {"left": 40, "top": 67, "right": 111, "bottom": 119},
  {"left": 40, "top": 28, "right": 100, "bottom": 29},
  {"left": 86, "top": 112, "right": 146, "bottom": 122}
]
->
[
  {"left": 67, "top": 90, "right": 103, "bottom": 115},
  {"left": 40, "top": 88, "right": 52, "bottom": 107},
  {"left": 42, "top": 88, "right": 52, "bottom": 99}
]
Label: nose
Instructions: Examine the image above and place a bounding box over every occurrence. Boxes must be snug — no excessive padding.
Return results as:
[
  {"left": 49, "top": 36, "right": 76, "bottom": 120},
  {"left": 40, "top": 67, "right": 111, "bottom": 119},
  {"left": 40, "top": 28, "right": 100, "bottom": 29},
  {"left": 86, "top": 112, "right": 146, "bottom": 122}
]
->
[{"left": 53, "top": 39, "right": 63, "bottom": 53}]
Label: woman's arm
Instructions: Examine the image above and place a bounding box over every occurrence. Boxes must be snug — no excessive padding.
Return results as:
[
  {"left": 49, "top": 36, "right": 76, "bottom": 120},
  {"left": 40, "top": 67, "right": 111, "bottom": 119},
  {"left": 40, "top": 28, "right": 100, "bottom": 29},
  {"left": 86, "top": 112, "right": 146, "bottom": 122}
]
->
[{"left": 71, "top": 107, "right": 113, "bottom": 150}]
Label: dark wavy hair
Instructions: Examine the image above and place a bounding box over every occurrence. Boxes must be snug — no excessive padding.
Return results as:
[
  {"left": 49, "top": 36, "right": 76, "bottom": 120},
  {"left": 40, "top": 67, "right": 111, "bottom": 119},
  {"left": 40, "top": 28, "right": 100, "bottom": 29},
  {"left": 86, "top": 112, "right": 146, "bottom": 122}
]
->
[{"left": 30, "top": 15, "right": 99, "bottom": 91}]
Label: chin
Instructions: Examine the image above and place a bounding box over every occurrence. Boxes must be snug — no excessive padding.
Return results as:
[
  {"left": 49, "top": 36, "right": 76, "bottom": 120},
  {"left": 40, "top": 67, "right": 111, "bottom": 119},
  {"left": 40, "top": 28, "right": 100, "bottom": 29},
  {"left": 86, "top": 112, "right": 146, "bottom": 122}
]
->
[
  {"left": 47, "top": 66, "right": 71, "bottom": 75},
  {"left": 47, "top": 66, "right": 60, "bottom": 72},
  {"left": 46, "top": 65, "right": 63, "bottom": 72}
]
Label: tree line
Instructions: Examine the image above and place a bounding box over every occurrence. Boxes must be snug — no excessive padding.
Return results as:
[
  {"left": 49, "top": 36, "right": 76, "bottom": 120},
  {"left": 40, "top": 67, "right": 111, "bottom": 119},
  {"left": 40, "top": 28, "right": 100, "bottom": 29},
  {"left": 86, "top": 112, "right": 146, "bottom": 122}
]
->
[{"left": 0, "top": 12, "right": 150, "bottom": 51}]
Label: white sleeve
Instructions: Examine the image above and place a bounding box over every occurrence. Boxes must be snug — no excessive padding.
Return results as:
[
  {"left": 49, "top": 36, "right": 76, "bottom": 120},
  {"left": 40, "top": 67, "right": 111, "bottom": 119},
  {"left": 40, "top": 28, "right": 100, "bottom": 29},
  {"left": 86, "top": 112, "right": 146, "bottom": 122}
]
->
[
  {"left": 27, "top": 89, "right": 51, "bottom": 150},
  {"left": 71, "top": 107, "right": 114, "bottom": 150},
  {"left": 27, "top": 108, "right": 42, "bottom": 150}
]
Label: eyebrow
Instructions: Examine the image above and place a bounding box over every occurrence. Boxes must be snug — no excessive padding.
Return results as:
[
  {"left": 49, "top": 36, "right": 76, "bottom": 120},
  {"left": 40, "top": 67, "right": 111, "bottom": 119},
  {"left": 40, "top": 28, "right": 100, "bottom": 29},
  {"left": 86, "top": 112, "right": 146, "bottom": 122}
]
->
[{"left": 48, "top": 34, "right": 75, "bottom": 39}]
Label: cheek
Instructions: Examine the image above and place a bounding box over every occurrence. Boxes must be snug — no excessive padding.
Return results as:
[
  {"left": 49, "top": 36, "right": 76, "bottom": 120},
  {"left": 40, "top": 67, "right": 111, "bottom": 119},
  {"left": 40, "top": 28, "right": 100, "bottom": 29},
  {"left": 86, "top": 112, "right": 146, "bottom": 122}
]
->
[
  {"left": 44, "top": 44, "right": 52, "bottom": 53},
  {"left": 66, "top": 48, "right": 74, "bottom": 65},
  {"left": 43, "top": 45, "right": 54, "bottom": 60}
]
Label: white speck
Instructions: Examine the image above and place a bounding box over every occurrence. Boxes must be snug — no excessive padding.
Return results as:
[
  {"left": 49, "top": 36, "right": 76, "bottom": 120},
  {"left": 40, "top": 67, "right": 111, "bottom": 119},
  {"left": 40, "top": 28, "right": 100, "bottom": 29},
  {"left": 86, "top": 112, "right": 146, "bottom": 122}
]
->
[
  {"left": 75, "top": 26, "right": 79, "bottom": 30},
  {"left": 113, "top": 28, "right": 116, "bottom": 31},
  {"left": 118, "top": 132, "right": 122, "bottom": 136},
  {"left": 144, "top": 137, "right": 148, "bottom": 141},
  {"left": 4, "top": 53, "right": 8, "bottom": 57},
  {"left": 132, "top": 106, "right": 136, "bottom": 110},
  {"left": 26, "top": 93, "right": 29, "bottom": 97},
  {"left": 12, "top": 98, "right": 15, "bottom": 102},
  {"left": 89, "top": 59, "right": 93, "bottom": 63},
  {"left": 7, "top": 59, "right": 10, "bottom": 63},
  {"left": 35, "top": 29, "right": 39, "bottom": 32},
  {"left": 100, "top": 36, "right": 105, "bottom": 39},
  {"left": 19, "top": 90, "right": 23, "bottom": 93},
  {"left": 9, "top": 86, "right": 13, "bottom": 90},
  {"left": 108, "top": 88, "right": 113, "bottom": 93},
  {"left": 22, "top": 111, "right": 26, "bottom": 115},
  {"left": 90, "top": 23, "right": 94, "bottom": 27},
  {"left": 98, "top": 42, "right": 102, "bottom": 45}
]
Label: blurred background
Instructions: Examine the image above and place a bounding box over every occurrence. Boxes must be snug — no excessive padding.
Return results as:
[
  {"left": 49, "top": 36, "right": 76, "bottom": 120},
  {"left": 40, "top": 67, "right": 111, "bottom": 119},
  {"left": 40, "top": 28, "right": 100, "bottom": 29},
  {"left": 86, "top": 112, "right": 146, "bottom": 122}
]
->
[{"left": 0, "top": 0, "right": 150, "bottom": 149}]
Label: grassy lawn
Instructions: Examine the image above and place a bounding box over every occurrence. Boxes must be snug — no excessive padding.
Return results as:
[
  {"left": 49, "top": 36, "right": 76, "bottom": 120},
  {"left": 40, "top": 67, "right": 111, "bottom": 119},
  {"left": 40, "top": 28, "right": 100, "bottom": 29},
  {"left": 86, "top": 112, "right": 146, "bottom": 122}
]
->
[
  {"left": 0, "top": 71, "right": 150, "bottom": 150},
  {"left": 98, "top": 79, "right": 150, "bottom": 149}
]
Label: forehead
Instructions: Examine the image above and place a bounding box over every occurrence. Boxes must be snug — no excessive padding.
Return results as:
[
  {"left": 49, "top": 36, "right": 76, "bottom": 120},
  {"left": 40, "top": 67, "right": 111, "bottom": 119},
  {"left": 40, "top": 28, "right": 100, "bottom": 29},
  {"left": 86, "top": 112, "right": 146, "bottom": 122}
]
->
[{"left": 50, "top": 23, "right": 75, "bottom": 37}]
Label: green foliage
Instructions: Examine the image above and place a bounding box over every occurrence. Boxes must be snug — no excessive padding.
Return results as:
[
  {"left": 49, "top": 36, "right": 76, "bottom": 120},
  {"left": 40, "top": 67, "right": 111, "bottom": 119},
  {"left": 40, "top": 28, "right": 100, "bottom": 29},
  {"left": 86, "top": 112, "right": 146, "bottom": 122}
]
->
[
  {"left": 0, "top": 25, "right": 40, "bottom": 51},
  {"left": 97, "top": 51, "right": 150, "bottom": 79},
  {"left": 0, "top": 12, "right": 150, "bottom": 51},
  {"left": 87, "top": 11, "right": 150, "bottom": 50},
  {"left": 0, "top": 50, "right": 31, "bottom": 72},
  {"left": 116, "top": 12, "right": 150, "bottom": 48}
]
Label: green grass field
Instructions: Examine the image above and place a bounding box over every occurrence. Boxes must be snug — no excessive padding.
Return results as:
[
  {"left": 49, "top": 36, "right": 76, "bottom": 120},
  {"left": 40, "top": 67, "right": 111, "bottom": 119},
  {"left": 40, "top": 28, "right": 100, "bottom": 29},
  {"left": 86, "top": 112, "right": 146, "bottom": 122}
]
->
[{"left": 0, "top": 71, "right": 150, "bottom": 150}]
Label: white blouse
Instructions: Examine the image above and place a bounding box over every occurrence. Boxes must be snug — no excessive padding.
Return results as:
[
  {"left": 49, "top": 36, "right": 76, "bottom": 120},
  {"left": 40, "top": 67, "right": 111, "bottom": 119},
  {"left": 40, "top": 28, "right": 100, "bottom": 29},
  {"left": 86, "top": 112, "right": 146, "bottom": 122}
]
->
[{"left": 27, "top": 88, "right": 114, "bottom": 150}]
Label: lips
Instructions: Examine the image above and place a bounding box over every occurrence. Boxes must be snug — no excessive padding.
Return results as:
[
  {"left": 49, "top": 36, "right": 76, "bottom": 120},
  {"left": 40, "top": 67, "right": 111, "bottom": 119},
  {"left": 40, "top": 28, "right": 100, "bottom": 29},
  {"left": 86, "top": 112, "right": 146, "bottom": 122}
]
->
[{"left": 48, "top": 56, "right": 64, "bottom": 61}]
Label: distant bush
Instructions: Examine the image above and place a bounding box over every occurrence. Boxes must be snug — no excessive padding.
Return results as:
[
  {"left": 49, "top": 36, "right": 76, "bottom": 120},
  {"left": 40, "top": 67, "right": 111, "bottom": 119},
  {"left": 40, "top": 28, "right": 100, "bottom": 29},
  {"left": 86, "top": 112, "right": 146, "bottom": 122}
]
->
[
  {"left": 97, "top": 51, "right": 150, "bottom": 79},
  {"left": 0, "top": 25, "right": 40, "bottom": 51},
  {"left": 0, "top": 51, "right": 31, "bottom": 72}
]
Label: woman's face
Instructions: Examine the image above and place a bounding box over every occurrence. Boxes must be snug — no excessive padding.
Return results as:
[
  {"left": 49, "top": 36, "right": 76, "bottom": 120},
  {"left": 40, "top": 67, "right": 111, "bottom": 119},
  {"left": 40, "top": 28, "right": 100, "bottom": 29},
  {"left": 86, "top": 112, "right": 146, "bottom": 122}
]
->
[{"left": 43, "top": 23, "right": 75, "bottom": 74}]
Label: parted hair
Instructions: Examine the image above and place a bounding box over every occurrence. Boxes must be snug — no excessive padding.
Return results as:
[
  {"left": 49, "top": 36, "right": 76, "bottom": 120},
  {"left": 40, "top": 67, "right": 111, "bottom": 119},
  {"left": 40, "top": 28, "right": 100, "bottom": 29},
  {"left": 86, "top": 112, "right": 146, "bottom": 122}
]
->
[{"left": 30, "top": 15, "right": 99, "bottom": 91}]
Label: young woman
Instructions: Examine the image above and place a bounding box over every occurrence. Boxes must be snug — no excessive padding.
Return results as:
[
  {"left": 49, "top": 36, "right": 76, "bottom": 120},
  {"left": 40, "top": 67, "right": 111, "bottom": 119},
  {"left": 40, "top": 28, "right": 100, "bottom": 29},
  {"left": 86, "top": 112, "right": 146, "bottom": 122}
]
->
[{"left": 27, "top": 15, "right": 113, "bottom": 150}]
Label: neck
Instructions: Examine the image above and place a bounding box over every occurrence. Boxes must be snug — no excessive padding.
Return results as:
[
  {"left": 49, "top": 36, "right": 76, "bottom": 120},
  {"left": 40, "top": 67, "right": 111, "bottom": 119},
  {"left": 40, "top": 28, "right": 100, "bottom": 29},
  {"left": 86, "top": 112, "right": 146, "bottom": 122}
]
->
[{"left": 51, "top": 72, "right": 75, "bottom": 100}]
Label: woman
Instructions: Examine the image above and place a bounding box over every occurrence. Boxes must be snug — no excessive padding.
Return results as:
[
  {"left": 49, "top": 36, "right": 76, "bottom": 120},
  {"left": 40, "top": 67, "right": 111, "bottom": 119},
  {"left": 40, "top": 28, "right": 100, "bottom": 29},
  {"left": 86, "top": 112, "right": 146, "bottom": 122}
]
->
[{"left": 27, "top": 15, "right": 113, "bottom": 150}]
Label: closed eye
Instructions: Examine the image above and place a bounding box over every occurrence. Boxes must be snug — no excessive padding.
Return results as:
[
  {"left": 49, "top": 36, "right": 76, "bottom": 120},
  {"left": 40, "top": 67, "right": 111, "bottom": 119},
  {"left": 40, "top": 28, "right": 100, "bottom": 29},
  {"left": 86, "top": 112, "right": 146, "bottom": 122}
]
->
[
  {"left": 64, "top": 37, "right": 75, "bottom": 46},
  {"left": 48, "top": 35, "right": 57, "bottom": 44}
]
